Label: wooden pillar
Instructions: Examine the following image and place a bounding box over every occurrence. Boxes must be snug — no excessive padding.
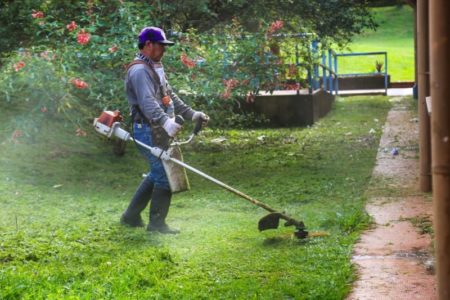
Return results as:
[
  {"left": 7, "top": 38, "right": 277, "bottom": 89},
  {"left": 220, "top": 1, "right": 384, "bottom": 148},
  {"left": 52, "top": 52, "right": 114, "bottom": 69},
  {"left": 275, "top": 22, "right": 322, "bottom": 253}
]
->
[
  {"left": 430, "top": 1, "right": 450, "bottom": 298},
  {"left": 417, "top": 0, "right": 432, "bottom": 191}
]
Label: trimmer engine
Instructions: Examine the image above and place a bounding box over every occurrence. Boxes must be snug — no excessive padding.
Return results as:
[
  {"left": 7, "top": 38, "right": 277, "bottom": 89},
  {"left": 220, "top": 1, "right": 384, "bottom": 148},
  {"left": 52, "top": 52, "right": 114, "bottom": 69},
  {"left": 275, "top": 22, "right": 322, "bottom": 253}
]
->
[{"left": 93, "top": 111, "right": 130, "bottom": 141}]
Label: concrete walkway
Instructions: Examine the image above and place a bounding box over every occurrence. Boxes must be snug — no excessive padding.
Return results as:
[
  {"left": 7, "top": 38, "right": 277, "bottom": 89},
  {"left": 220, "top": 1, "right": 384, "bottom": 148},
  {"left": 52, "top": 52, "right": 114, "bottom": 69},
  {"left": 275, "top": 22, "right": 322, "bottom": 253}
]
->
[{"left": 347, "top": 96, "right": 436, "bottom": 299}]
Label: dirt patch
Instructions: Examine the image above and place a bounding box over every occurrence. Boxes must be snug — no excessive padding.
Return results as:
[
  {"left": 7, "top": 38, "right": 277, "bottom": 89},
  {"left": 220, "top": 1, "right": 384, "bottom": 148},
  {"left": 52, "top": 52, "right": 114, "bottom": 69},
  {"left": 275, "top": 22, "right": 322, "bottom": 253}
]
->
[{"left": 347, "top": 97, "right": 437, "bottom": 299}]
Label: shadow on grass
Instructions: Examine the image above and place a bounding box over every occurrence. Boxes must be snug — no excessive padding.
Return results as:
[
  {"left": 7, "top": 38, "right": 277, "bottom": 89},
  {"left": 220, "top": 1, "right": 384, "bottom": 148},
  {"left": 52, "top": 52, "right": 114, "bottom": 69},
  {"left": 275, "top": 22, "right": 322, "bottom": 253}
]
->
[{"left": 262, "top": 230, "right": 331, "bottom": 247}]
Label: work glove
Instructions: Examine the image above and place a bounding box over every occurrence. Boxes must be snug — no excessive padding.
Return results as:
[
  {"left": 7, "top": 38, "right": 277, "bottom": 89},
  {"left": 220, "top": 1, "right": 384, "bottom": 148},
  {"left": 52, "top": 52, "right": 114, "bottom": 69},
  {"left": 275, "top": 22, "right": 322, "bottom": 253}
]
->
[
  {"left": 192, "top": 111, "right": 210, "bottom": 125},
  {"left": 163, "top": 118, "right": 182, "bottom": 137}
]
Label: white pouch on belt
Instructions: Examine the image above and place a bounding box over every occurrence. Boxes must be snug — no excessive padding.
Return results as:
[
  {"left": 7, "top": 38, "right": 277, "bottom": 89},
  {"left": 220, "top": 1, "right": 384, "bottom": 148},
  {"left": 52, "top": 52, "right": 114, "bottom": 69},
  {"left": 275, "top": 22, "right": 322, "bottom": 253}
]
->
[{"left": 162, "top": 145, "right": 190, "bottom": 193}]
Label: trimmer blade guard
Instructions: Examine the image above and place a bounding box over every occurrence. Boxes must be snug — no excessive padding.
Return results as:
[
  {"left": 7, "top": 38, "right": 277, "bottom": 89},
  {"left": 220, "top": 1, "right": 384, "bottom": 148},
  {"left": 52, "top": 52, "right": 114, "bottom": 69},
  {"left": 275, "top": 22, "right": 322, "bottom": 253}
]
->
[
  {"left": 258, "top": 213, "right": 282, "bottom": 231},
  {"left": 258, "top": 213, "right": 309, "bottom": 239}
]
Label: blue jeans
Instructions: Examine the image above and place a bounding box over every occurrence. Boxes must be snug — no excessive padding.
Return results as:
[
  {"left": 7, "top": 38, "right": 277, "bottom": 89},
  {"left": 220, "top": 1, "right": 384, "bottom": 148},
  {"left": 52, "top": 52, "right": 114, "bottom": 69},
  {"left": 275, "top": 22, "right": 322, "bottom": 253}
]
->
[{"left": 133, "top": 123, "right": 170, "bottom": 190}]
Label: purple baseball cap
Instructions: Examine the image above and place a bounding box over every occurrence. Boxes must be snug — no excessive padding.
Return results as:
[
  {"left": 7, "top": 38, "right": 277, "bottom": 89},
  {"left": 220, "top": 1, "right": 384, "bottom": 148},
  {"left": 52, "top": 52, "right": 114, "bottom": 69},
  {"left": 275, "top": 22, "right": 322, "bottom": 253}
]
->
[{"left": 138, "top": 27, "right": 174, "bottom": 45}]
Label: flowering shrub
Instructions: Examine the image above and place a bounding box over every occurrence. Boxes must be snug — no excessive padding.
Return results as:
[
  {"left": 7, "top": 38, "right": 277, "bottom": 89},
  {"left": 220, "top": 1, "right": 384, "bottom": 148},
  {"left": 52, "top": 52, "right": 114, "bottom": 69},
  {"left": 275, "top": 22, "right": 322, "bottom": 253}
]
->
[
  {"left": 0, "top": 2, "right": 150, "bottom": 124},
  {"left": 0, "top": 55, "right": 83, "bottom": 142},
  {"left": 0, "top": 1, "right": 321, "bottom": 130}
]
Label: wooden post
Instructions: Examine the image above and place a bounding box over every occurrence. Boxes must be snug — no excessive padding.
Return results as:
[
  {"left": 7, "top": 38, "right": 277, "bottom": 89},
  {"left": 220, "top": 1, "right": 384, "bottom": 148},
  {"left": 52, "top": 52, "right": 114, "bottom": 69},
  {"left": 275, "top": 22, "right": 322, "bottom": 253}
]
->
[
  {"left": 417, "top": 0, "right": 432, "bottom": 191},
  {"left": 430, "top": 1, "right": 450, "bottom": 298}
]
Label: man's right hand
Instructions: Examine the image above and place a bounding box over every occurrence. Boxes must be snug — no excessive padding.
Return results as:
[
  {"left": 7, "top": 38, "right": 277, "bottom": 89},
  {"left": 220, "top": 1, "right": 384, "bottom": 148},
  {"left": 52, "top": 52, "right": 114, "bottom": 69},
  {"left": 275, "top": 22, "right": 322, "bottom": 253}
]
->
[
  {"left": 192, "top": 111, "right": 209, "bottom": 124},
  {"left": 163, "top": 118, "right": 182, "bottom": 137}
]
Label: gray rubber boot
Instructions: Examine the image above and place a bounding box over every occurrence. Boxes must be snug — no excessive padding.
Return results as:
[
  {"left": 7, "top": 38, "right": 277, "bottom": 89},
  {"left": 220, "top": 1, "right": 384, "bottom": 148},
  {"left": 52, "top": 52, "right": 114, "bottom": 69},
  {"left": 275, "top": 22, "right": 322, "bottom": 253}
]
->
[
  {"left": 120, "top": 178, "right": 154, "bottom": 227},
  {"left": 147, "top": 188, "right": 179, "bottom": 234}
]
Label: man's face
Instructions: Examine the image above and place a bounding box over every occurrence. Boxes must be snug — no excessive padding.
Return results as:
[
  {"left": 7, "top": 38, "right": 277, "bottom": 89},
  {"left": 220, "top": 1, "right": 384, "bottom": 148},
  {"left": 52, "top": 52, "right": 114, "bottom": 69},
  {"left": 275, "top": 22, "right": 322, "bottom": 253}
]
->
[{"left": 147, "top": 41, "right": 166, "bottom": 62}]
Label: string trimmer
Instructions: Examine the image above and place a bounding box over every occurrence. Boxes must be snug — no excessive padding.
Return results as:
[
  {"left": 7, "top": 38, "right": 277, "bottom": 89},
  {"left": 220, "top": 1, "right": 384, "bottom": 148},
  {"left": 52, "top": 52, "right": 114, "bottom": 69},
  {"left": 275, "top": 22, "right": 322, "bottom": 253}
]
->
[{"left": 93, "top": 111, "right": 308, "bottom": 239}]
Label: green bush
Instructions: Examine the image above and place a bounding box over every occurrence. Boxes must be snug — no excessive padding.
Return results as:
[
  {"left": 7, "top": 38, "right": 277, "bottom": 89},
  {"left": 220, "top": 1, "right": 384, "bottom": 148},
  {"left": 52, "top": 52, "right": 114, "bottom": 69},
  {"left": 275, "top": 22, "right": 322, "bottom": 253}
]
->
[
  {"left": 0, "top": 1, "right": 324, "bottom": 129},
  {"left": 0, "top": 50, "right": 80, "bottom": 117}
]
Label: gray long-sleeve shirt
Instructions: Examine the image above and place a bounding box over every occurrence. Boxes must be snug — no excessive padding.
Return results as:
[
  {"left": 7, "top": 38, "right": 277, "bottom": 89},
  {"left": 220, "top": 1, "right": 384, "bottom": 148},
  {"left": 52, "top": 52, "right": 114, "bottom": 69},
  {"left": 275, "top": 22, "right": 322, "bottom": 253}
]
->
[{"left": 125, "top": 58, "right": 195, "bottom": 126}]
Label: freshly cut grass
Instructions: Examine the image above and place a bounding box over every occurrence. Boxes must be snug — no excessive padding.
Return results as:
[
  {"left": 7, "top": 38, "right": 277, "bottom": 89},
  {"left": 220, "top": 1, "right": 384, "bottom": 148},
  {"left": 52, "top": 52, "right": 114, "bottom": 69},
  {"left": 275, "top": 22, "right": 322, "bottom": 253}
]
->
[{"left": 0, "top": 96, "right": 392, "bottom": 299}]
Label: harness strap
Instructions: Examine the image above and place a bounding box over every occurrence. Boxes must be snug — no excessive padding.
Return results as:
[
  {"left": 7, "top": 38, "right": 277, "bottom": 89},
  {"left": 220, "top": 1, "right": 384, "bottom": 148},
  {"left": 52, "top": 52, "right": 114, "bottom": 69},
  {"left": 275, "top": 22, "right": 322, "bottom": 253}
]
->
[
  {"left": 126, "top": 60, "right": 168, "bottom": 94},
  {"left": 126, "top": 60, "right": 159, "bottom": 90}
]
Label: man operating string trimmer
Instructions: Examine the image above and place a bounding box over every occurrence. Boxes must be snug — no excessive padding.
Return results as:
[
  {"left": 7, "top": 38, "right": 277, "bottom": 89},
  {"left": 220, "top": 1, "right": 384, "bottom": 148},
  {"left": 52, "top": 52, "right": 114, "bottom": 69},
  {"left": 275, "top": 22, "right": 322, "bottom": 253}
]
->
[
  {"left": 120, "top": 26, "right": 209, "bottom": 234},
  {"left": 94, "top": 26, "right": 308, "bottom": 239}
]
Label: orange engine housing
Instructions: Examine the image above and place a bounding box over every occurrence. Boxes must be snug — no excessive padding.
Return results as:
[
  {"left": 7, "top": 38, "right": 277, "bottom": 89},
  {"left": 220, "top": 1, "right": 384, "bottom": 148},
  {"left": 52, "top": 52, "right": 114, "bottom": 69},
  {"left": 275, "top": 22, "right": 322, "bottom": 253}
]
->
[{"left": 96, "top": 111, "right": 123, "bottom": 127}]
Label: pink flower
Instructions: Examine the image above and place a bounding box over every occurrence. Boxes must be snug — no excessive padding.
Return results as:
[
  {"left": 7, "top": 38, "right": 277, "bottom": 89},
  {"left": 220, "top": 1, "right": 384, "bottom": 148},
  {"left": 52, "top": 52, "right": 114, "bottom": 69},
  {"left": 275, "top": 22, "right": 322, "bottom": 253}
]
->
[
  {"left": 13, "top": 61, "right": 26, "bottom": 72},
  {"left": 180, "top": 53, "right": 196, "bottom": 69},
  {"left": 76, "top": 128, "right": 87, "bottom": 137},
  {"left": 70, "top": 78, "right": 89, "bottom": 89},
  {"left": 77, "top": 30, "right": 91, "bottom": 45},
  {"left": 221, "top": 78, "right": 239, "bottom": 99},
  {"left": 40, "top": 106, "right": 48, "bottom": 113},
  {"left": 32, "top": 11, "right": 44, "bottom": 19},
  {"left": 66, "top": 21, "right": 77, "bottom": 32},
  {"left": 108, "top": 45, "right": 118, "bottom": 53},
  {"left": 267, "top": 20, "right": 284, "bottom": 34}
]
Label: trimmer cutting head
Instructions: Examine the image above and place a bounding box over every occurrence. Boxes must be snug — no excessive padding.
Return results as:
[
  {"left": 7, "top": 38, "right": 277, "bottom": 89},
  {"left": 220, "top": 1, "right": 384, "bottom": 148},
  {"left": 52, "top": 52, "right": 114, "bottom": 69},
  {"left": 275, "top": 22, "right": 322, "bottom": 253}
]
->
[{"left": 258, "top": 213, "right": 308, "bottom": 239}]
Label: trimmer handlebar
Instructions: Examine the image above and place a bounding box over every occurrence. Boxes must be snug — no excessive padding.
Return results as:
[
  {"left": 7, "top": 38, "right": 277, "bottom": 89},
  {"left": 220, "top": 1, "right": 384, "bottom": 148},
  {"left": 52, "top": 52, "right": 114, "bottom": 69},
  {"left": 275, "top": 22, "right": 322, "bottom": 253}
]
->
[
  {"left": 170, "top": 114, "right": 205, "bottom": 146},
  {"left": 193, "top": 117, "right": 204, "bottom": 135}
]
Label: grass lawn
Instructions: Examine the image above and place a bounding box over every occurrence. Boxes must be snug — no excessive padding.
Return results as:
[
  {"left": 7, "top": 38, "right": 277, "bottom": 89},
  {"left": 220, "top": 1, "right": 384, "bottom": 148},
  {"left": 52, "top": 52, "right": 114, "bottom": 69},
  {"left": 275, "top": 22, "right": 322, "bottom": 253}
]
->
[
  {"left": 344, "top": 5, "right": 415, "bottom": 82},
  {"left": 0, "top": 95, "right": 392, "bottom": 299}
]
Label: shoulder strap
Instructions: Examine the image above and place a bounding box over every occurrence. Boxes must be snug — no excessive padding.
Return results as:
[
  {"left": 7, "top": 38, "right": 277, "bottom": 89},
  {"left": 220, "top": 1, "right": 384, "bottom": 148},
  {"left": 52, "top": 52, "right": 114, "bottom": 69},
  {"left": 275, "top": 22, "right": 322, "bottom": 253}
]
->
[
  {"left": 127, "top": 59, "right": 171, "bottom": 104},
  {"left": 126, "top": 60, "right": 146, "bottom": 71},
  {"left": 126, "top": 60, "right": 162, "bottom": 87}
]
